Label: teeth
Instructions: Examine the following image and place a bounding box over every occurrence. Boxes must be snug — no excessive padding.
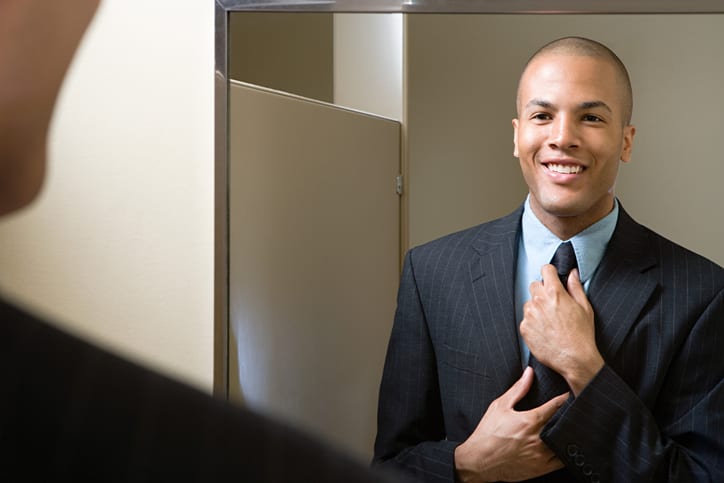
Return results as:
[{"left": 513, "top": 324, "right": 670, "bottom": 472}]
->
[{"left": 547, "top": 163, "right": 583, "bottom": 174}]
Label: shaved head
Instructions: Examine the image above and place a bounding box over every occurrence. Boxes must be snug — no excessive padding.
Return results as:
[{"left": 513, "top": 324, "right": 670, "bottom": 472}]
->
[{"left": 516, "top": 37, "right": 633, "bottom": 125}]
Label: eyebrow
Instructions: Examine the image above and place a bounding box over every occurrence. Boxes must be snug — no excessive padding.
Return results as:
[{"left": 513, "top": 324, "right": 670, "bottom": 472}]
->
[
  {"left": 580, "top": 100, "right": 612, "bottom": 113},
  {"left": 524, "top": 98, "right": 613, "bottom": 113}
]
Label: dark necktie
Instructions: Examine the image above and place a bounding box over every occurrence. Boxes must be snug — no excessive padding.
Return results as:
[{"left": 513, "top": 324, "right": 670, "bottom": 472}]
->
[
  {"left": 515, "top": 241, "right": 577, "bottom": 410},
  {"left": 551, "top": 241, "right": 578, "bottom": 288}
]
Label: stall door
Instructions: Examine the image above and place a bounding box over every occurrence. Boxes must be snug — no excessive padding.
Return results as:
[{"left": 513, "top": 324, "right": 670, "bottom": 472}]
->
[{"left": 228, "top": 82, "right": 400, "bottom": 460}]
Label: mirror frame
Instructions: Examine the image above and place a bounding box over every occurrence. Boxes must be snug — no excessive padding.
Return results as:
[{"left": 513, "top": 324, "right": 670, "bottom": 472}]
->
[{"left": 213, "top": 0, "right": 724, "bottom": 397}]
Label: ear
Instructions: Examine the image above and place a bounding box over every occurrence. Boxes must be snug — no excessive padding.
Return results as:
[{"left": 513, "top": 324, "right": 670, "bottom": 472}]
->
[
  {"left": 620, "top": 124, "right": 636, "bottom": 163},
  {"left": 512, "top": 118, "right": 519, "bottom": 158}
]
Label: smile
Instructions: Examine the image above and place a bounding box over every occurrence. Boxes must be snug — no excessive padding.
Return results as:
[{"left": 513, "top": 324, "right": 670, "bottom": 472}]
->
[{"left": 545, "top": 163, "right": 585, "bottom": 174}]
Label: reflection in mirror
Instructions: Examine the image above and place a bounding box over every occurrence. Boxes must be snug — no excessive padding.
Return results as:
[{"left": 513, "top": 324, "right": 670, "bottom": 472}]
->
[
  {"left": 225, "top": 11, "right": 724, "bottom": 461},
  {"left": 229, "top": 12, "right": 403, "bottom": 119},
  {"left": 227, "top": 13, "right": 402, "bottom": 457},
  {"left": 229, "top": 13, "right": 335, "bottom": 103},
  {"left": 404, "top": 14, "right": 724, "bottom": 255}
]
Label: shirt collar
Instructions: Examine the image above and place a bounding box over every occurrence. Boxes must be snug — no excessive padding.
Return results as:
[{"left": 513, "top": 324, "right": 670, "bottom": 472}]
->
[{"left": 521, "top": 195, "right": 619, "bottom": 285}]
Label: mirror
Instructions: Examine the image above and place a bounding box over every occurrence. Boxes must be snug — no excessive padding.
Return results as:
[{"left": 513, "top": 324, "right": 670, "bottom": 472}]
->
[{"left": 215, "top": 0, "right": 724, "bottom": 461}]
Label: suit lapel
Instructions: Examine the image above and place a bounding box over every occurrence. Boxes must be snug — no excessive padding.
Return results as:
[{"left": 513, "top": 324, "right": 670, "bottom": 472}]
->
[
  {"left": 461, "top": 204, "right": 657, "bottom": 390},
  {"left": 588, "top": 205, "right": 658, "bottom": 360},
  {"left": 468, "top": 208, "right": 524, "bottom": 386}
]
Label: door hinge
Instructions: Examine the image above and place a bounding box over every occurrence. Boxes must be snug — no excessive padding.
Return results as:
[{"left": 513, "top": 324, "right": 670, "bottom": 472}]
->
[{"left": 395, "top": 175, "right": 404, "bottom": 196}]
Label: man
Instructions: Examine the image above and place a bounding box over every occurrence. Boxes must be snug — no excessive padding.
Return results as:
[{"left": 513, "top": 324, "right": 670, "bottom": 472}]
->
[
  {"left": 373, "top": 36, "right": 723, "bottom": 482},
  {"left": 0, "top": 2, "right": 400, "bottom": 481}
]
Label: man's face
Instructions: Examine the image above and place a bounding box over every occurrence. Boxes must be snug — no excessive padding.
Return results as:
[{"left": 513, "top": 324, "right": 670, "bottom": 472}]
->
[{"left": 512, "top": 53, "right": 635, "bottom": 236}]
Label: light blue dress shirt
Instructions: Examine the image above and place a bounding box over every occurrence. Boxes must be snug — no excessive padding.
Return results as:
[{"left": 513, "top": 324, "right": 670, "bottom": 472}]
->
[{"left": 515, "top": 195, "right": 619, "bottom": 367}]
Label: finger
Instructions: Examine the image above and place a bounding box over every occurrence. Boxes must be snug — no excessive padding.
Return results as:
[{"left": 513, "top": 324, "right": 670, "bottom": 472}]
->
[
  {"left": 540, "top": 264, "right": 562, "bottom": 288},
  {"left": 528, "top": 279, "right": 543, "bottom": 297},
  {"left": 567, "top": 269, "right": 591, "bottom": 309},
  {"left": 534, "top": 392, "right": 569, "bottom": 421},
  {"left": 503, "top": 366, "right": 534, "bottom": 406}
]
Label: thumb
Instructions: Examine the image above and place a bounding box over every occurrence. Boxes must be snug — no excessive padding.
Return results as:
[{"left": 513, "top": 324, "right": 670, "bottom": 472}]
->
[{"left": 567, "top": 269, "right": 590, "bottom": 308}]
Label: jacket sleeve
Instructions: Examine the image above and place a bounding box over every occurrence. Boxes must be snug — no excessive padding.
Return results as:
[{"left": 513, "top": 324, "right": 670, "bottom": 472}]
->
[
  {"left": 372, "top": 250, "right": 459, "bottom": 483},
  {"left": 541, "top": 287, "right": 724, "bottom": 483}
]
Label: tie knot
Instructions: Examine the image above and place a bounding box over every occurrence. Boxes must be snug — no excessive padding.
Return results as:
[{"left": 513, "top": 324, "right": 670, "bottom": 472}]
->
[{"left": 550, "top": 241, "right": 578, "bottom": 284}]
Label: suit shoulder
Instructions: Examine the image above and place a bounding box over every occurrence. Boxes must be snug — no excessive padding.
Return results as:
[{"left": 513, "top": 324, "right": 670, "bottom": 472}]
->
[{"left": 640, "top": 225, "right": 724, "bottom": 289}]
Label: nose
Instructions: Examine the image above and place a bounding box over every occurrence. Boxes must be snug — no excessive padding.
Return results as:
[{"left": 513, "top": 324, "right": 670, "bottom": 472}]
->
[{"left": 548, "top": 115, "right": 579, "bottom": 151}]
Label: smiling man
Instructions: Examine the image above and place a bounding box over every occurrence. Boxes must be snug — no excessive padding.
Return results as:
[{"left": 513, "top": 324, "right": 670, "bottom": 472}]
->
[{"left": 373, "top": 37, "right": 723, "bottom": 483}]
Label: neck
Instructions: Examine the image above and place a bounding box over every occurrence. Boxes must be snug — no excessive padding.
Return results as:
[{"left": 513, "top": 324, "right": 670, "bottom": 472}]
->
[{"left": 529, "top": 196, "right": 615, "bottom": 241}]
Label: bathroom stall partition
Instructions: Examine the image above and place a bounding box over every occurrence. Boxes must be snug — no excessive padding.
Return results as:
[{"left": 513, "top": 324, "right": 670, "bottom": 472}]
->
[{"left": 228, "top": 82, "right": 401, "bottom": 459}]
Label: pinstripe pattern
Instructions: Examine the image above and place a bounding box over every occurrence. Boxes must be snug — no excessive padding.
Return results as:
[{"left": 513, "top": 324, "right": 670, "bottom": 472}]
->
[{"left": 373, "top": 204, "right": 724, "bottom": 483}]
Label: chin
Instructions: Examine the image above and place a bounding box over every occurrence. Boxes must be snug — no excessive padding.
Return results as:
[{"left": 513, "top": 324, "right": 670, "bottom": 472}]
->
[
  {"left": 0, "top": 184, "right": 42, "bottom": 217},
  {"left": 0, "top": 158, "right": 46, "bottom": 217},
  {"left": 533, "top": 194, "right": 580, "bottom": 216},
  {"left": 539, "top": 193, "right": 614, "bottom": 222}
]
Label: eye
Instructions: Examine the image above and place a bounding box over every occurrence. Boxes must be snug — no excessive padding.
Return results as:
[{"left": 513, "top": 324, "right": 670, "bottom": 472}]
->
[
  {"left": 582, "top": 114, "right": 604, "bottom": 123},
  {"left": 531, "top": 112, "right": 552, "bottom": 121}
]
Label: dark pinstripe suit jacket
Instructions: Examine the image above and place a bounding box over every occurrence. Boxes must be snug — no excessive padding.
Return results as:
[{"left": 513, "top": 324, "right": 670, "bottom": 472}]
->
[
  {"left": 373, "top": 204, "right": 724, "bottom": 483},
  {"left": 0, "top": 299, "right": 405, "bottom": 482}
]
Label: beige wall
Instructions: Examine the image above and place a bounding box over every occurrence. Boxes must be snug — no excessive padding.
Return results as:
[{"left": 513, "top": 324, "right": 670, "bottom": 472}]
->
[
  {"left": 0, "top": 0, "right": 215, "bottom": 390},
  {"left": 228, "top": 13, "right": 402, "bottom": 120},
  {"left": 229, "top": 12, "right": 334, "bottom": 103},
  {"left": 406, "top": 14, "right": 724, "bottom": 268},
  {"left": 406, "top": 14, "right": 528, "bottom": 248},
  {"left": 334, "top": 14, "right": 403, "bottom": 120}
]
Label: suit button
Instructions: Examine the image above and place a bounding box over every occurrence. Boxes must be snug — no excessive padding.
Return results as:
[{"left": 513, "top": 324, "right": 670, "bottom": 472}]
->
[
  {"left": 575, "top": 454, "right": 585, "bottom": 467},
  {"left": 567, "top": 444, "right": 578, "bottom": 456},
  {"left": 591, "top": 473, "right": 601, "bottom": 483},
  {"left": 582, "top": 464, "right": 593, "bottom": 476}
]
